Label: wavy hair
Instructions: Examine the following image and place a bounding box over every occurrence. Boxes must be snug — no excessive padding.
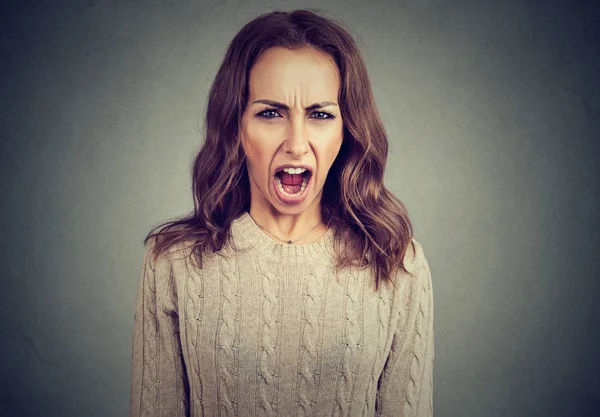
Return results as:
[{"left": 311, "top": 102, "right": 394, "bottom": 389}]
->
[{"left": 145, "top": 8, "right": 416, "bottom": 290}]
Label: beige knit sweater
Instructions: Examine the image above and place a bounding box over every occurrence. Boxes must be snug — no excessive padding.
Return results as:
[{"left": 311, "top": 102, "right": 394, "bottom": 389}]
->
[{"left": 130, "top": 211, "right": 434, "bottom": 417}]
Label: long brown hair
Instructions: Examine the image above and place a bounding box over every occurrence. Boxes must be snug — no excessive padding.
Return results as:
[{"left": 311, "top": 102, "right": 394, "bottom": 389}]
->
[{"left": 145, "top": 8, "right": 416, "bottom": 290}]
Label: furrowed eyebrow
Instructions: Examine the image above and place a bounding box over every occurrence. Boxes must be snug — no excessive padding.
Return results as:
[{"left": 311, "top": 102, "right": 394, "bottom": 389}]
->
[{"left": 252, "top": 99, "right": 338, "bottom": 111}]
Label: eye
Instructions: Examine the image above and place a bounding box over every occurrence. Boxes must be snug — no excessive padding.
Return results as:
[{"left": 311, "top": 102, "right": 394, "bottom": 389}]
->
[
  {"left": 256, "top": 108, "right": 336, "bottom": 121},
  {"left": 311, "top": 111, "right": 335, "bottom": 120},
  {"left": 257, "top": 109, "right": 281, "bottom": 119}
]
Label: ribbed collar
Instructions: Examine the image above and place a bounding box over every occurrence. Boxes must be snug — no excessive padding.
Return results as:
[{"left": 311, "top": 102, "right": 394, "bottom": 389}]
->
[{"left": 229, "top": 211, "right": 336, "bottom": 264}]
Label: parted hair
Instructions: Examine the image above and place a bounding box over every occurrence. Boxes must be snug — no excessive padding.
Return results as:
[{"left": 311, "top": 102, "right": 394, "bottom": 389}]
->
[{"left": 145, "top": 8, "right": 416, "bottom": 290}]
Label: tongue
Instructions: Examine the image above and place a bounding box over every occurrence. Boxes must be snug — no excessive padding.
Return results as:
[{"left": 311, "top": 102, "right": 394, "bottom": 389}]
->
[
  {"left": 283, "top": 184, "right": 301, "bottom": 194},
  {"left": 277, "top": 172, "right": 304, "bottom": 195},
  {"left": 278, "top": 172, "right": 303, "bottom": 185}
]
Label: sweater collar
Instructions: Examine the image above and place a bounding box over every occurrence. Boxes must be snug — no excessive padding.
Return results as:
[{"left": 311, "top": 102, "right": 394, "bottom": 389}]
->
[{"left": 229, "top": 211, "right": 335, "bottom": 264}]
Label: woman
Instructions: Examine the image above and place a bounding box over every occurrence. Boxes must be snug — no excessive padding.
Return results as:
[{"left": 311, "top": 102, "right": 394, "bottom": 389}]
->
[{"left": 130, "top": 9, "right": 434, "bottom": 417}]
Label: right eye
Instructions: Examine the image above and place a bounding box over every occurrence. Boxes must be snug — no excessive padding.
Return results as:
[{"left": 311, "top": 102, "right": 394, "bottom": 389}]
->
[{"left": 257, "top": 108, "right": 281, "bottom": 119}]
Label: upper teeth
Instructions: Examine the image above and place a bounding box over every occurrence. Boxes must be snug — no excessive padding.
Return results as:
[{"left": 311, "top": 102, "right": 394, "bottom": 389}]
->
[{"left": 282, "top": 167, "right": 307, "bottom": 174}]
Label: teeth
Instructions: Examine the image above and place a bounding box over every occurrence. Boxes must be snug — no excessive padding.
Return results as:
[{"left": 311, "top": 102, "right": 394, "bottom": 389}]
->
[
  {"left": 282, "top": 167, "right": 307, "bottom": 175},
  {"left": 275, "top": 175, "right": 309, "bottom": 196}
]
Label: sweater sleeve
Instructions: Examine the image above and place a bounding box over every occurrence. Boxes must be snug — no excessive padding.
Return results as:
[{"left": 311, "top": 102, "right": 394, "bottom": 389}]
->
[
  {"left": 130, "top": 237, "right": 190, "bottom": 417},
  {"left": 375, "top": 239, "right": 434, "bottom": 417}
]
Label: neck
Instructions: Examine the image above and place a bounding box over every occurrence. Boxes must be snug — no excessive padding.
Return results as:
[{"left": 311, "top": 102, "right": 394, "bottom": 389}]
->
[
  {"left": 248, "top": 207, "right": 326, "bottom": 245},
  {"left": 229, "top": 211, "right": 336, "bottom": 263}
]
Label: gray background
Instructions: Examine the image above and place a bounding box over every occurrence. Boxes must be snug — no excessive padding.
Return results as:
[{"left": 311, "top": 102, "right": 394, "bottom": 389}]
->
[{"left": 1, "top": 0, "right": 599, "bottom": 416}]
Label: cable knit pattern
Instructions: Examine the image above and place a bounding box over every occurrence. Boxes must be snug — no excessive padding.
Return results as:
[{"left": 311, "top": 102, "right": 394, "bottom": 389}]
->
[
  {"left": 296, "top": 269, "right": 326, "bottom": 416},
  {"left": 186, "top": 252, "right": 205, "bottom": 416},
  {"left": 374, "top": 240, "right": 434, "bottom": 417},
  {"left": 130, "top": 212, "right": 434, "bottom": 417},
  {"left": 216, "top": 255, "right": 240, "bottom": 416},
  {"left": 256, "top": 255, "right": 282, "bottom": 416},
  {"left": 333, "top": 270, "right": 365, "bottom": 416},
  {"left": 361, "top": 288, "right": 390, "bottom": 416},
  {"left": 167, "top": 272, "right": 189, "bottom": 414},
  {"left": 374, "top": 278, "right": 412, "bottom": 416},
  {"left": 140, "top": 251, "right": 159, "bottom": 416},
  {"left": 402, "top": 247, "right": 434, "bottom": 416}
]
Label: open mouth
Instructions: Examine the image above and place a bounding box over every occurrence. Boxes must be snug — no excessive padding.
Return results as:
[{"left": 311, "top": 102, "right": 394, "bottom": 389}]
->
[{"left": 273, "top": 168, "right": 312, "bottom": 203}]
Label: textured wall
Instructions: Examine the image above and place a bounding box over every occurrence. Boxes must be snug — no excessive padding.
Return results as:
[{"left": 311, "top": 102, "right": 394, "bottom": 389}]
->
[{"left": 1, "top": 0, "right": 598, "bottom": 416}]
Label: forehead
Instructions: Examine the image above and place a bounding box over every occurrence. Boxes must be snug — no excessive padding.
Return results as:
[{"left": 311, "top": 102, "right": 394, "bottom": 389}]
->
[{"left": 248, "top": 47, "right": 340, "bottom": 99}]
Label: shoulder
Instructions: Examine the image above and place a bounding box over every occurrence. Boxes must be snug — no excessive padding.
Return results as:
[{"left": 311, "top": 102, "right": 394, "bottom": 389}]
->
[
  {"left": 385, "top": 237, "right": 433, "bottom": 338},
  {"left": 402, "top": 237, "right": 430, "bottom": 277},
  {"left": 396, "top": 237, "right": 433, "bottom": 306},
  {"left": 142, "top": 233, "right": 197, "bottom": 271}
]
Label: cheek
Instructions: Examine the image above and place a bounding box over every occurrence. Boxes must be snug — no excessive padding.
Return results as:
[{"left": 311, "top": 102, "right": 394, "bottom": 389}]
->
[
  {"left": 321, "top": 135, "right": 343, "bottom": 166},
  {"left": 241, "top": 131, "right": 275, "bottom": 176}
]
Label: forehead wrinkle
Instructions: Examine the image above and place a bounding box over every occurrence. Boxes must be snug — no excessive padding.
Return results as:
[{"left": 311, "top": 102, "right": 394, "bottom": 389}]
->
[
  {"left": 248, "top": 48, "right": 340, "bottom": 111},
  {"left": 253, "top": 76, "right": 337, "bottom": 110}
]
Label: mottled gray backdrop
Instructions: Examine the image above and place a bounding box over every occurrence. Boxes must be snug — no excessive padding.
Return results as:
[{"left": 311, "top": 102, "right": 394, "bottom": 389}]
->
[{"left": 1, "top": 0, "right": 599, "bottom": 416}]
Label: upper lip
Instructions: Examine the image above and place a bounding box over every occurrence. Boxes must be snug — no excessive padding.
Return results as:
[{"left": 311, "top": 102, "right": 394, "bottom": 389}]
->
[{"left": 273, "top": 164, "right": 313, "bottom": 175}]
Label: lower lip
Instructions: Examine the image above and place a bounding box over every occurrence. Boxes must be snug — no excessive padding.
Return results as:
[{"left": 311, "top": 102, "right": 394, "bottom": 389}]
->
[{"left": 272, "top": 173, "right": 312, "bottom": 204}]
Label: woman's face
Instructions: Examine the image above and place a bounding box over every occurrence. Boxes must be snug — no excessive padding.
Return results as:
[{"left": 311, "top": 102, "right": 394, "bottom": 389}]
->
[{"left": 240, "top": 46, "right": 344, "bottom": 217}]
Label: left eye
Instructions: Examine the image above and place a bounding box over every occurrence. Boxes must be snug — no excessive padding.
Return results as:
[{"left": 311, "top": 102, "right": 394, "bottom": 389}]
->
[{"left": 312, "top": 111, "right": 333, "bottom": 120}]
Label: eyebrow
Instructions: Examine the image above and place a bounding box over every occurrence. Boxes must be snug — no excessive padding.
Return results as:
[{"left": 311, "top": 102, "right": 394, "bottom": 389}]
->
[{"left": 252, "top": 99, "right": 338, "bottom": 111}]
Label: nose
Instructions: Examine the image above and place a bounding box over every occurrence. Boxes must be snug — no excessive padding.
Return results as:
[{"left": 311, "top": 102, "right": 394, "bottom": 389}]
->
[{"left": 284, "top": 119, "right": 310, "bottom": 158}]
